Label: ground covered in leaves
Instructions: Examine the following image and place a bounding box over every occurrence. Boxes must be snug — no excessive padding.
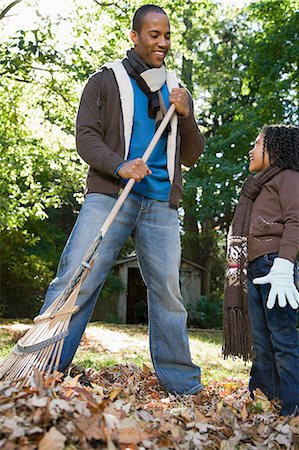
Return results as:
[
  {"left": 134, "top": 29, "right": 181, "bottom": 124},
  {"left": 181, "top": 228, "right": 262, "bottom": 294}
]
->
[
  {"left": 1, "top": 324, "right": 299, "bottom": 449},
  {"left": 1, "top": 364, "right": 299, "bottom": 449}
]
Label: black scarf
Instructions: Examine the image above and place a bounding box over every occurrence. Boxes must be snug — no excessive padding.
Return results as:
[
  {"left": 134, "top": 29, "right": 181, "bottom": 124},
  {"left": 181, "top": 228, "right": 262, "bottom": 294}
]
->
[
  {"left": 222, "top": 165, "right": 283, "bottom": 361},
  {"left": 122, "top": 48, "right": 170, "bottom": 132}
]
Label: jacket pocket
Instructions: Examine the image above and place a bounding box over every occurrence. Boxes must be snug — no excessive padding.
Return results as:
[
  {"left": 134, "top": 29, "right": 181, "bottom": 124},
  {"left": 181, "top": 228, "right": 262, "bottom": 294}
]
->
[{"left": 250, "top": 215, "right": 284, "bottom": 239}]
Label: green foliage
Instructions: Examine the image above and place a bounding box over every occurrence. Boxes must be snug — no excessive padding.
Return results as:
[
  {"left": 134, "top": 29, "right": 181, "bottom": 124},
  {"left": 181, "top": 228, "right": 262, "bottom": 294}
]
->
[
  {"left": 99, "top": 270, "right": 125, "bottom": 301},
  {"left": 187, "top": 0, "right": 299, "bottom": 232},
  {"left": 186, "top": 295, "right": 223, "bottom": 329},
  {"left": 1, "top": 0, "right": 298, "bottom": 319},
  {"left": 180, "top": 0, "right": 299, "bottom": 295},
  {"left": 0, "top": 16, "right": 86, "bottom": 317},
  {"left": 0, "top": 230, "right": 54, "bottom": 318}
]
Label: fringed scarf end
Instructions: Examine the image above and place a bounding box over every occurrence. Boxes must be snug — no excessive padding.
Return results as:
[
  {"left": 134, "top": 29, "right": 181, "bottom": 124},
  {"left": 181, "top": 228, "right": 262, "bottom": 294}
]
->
[{"left": 222, "top": 307, "right": 253, "bottom": 362}]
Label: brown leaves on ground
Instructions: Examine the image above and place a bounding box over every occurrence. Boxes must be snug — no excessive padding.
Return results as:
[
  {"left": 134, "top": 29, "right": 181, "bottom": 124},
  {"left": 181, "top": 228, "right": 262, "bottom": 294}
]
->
[{"left": 0, "top": 364, "right": 299, "bottom": 450}]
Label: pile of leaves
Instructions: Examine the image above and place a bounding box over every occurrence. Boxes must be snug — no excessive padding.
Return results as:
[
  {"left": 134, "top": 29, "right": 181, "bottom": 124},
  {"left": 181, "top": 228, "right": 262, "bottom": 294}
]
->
[{"left": 1, "top": 363, "right": 299, "bottom": 450}]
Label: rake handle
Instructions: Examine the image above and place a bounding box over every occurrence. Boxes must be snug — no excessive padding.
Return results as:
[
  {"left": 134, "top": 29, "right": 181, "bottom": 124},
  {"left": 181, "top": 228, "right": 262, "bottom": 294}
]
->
[
  {"left": 51, "top": 103, "right": 176, "bottom": 310},
  {"left": 100, "top": 103, "right": 176, "bottom": 237}
]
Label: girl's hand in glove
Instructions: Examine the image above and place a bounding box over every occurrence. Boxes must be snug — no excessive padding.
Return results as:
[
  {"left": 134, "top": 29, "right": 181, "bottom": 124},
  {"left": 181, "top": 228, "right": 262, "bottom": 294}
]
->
[{"left": 253, "top": 257, "right": 299, "bottom": 309}]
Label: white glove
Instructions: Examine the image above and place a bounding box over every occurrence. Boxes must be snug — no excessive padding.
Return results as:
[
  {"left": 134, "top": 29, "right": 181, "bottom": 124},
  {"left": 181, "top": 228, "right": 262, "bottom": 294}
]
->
[{"left": 253, "top": 257, "right": 299, "bottom": 309}]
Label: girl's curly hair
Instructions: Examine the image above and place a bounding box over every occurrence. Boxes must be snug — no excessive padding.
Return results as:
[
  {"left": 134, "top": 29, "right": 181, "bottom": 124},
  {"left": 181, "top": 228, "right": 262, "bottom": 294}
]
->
[{"left": 262, "top": 124, "right": 299, "bottom": 171}]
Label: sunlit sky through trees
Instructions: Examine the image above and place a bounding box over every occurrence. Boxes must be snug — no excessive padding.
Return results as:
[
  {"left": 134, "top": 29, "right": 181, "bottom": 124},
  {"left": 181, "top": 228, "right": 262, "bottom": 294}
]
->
[{"left": 3, "top": 0, "right": 253, "bottom": 36}]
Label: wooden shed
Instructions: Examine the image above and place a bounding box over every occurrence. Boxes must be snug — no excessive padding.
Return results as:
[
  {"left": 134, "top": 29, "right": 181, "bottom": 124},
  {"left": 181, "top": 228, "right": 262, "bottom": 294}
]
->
[{"left": 91, "top": 255, "right": 205, "bottom": 324}]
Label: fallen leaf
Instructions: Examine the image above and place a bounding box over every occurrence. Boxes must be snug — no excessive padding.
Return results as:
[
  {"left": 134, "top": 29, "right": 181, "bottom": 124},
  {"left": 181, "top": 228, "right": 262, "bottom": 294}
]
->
[
  {"left": 137, "top": 409, "right": 155, "bottom": 422},
  {"left": 142, "top": 364, "right": 151, "bottom": 373},
  {"left": 48, "top": 398, "right": 73, "bottom": 418},
  {"left": 32, "top": 395, "right": 48, "bottom": 408},
  {"left": 38, "top": 427, "right": 66, "bottom": 450},
  {"left": 240, "top": 403, "right": 248, "bottom": 421},
  {"left": 103, "top": 412, "right": 119, "bottom": 432},
  {"left": 0, "top": 402, "right": 15, "bottom": 412},
  {"left": 290, "top": 416, "right": 299, "bottom": 435},
  {"left": 0, "top": 356, "right": 289, "bottom": 450},
  {"left": 109, "top": 388, "right": 122, "bottom": 400},
  {"left": 2, "top": 418, "right": 25, "bottom": 439},
  {"left": 252, "top": 388, "right": 272, "bottom": 412},
  {"left": 75, "top": 414, "right": 105, "bottom": 441}
]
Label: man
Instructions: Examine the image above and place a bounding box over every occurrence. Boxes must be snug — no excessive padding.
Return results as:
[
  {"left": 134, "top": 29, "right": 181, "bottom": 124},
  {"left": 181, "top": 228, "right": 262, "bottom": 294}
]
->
[{"left": 41, "top": 4, "right": 205, "bottom": 395}]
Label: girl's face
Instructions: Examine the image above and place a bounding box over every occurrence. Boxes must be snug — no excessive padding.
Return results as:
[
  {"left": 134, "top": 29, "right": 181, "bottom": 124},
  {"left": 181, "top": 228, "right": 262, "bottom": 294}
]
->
[{"left": 248, "top": 133, "right": 270, "bottom": 173}]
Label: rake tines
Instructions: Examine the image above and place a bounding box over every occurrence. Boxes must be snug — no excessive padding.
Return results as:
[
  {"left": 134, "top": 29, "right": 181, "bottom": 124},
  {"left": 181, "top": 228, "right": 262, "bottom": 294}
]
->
[{"left": 0, "top": 273, "right": 84, "bottom": 387}]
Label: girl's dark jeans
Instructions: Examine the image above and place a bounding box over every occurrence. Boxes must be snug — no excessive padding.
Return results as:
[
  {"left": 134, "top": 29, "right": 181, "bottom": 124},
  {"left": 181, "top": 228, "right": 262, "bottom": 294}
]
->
[{"left": 247, "top": 252, "right": 299, "bottom": 416}]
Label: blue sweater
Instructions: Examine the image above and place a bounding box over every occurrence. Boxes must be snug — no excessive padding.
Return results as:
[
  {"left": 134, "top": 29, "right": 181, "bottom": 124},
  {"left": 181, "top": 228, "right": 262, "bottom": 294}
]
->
[{"left": 127, "top": 79, "right": 171, "bottom": 201}]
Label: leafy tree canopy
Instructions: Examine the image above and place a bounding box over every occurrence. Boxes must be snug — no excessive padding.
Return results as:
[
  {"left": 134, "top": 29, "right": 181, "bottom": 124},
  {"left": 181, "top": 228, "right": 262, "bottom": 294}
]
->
[{"left": 0, "top": 0, "right": 298, "bottom": 315}]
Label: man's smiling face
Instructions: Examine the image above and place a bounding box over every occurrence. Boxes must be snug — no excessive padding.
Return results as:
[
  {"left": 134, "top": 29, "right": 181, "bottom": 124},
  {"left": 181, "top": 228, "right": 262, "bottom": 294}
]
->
[{"left": 130, "top": 11, "right": 171, "bottom": 68}]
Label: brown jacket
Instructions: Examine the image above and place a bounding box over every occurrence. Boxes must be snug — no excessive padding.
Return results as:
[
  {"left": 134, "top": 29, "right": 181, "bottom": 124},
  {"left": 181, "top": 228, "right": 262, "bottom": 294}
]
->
[
  {"left": 76, "top": 64, "right": 205, "bottom": 208},
  {"left": 248, "top": 169, "right": 299, "bottom": 262}
]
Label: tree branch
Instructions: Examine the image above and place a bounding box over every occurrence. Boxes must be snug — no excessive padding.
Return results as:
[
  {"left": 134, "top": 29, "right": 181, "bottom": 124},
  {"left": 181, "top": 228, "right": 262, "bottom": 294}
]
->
[
  {"left": 0, "top": 0, "right": 22, "bottom": 20},
  {"left": 92, "top": 0, "right": 128, "bottom": 16}
]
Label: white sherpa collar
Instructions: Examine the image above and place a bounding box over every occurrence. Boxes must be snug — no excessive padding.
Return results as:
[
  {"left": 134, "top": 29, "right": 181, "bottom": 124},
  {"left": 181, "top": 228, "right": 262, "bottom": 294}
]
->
[
  {"left": 103, "top": 60, "right": 133, "bottom": 160},
  {"left": 103, "top": 60, "right": 179, "bottom": 183}
]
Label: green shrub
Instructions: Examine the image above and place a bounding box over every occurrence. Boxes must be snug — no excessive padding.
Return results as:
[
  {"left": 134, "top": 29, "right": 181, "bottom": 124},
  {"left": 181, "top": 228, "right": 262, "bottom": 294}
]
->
[
  {"left": 0, "top": 230, "right": 54, "bottom": 318},
  {"left": 186, "top": 295, "right": 223, "bottom": 329}
]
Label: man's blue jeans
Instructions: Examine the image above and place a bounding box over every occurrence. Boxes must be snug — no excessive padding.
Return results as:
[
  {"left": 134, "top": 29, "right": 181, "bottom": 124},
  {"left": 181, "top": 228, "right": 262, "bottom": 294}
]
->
[
  {"left": 247, "top": 252, "right": 299, "bottom": 416},
  {"left": 40, "top": 192, "right": 202, "bottom": 395}
]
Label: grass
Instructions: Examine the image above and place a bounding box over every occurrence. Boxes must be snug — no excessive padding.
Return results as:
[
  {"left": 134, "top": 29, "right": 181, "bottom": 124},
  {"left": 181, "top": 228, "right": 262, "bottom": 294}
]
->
[
  {"left": 75, "top": 322, "right": 250, "bottom": 385},
  {"left": 0, "top": 321, "right": 250, "bottom": 385},
  {"left": 0, "top": 331, "right": 14, "bottom": 358}
]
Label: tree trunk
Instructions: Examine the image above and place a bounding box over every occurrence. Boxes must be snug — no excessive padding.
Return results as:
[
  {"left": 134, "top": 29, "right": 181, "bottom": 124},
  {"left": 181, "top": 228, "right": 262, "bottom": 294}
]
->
[
  {"left": 182, "top": 208, "right": 201, "bottom": 264},
  {"left": 201, "top": 219, "right": 215, "bottom": 297}
]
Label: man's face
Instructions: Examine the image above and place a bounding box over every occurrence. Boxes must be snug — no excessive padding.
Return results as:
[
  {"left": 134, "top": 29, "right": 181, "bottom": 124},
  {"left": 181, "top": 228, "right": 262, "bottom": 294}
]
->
[{"left": 130, "top": 12, "right": 171, "bottom": 68}]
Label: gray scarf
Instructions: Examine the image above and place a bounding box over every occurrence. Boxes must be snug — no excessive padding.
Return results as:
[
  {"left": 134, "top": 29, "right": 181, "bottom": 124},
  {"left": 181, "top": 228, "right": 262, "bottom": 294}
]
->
[{"left": 122, "top": 48, "right": 170, "bottom": 132}]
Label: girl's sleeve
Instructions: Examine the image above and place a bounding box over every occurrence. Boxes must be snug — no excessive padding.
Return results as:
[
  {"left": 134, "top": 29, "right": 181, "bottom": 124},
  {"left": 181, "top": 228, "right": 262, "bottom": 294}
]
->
[{"left": 278, "top": 170, "right": 299, "bottom": 261}]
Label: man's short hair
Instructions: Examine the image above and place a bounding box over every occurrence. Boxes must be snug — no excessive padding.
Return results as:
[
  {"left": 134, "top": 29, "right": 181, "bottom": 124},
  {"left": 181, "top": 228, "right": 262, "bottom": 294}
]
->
[{"left": 132, "top": 4, "right": 167, "bottom": 34}]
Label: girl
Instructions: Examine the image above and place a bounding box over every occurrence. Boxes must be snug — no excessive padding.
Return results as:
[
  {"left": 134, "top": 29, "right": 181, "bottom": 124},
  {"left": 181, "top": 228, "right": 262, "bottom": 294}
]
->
[{"left": 223, "top": 124, "right": 299, "bottom": 416}]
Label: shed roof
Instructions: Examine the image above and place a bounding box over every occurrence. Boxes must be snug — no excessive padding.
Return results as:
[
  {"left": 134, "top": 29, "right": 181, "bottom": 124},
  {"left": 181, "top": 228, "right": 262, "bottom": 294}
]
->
[{"left": 116, "top": 254, "right": 205, "bottom": 271}]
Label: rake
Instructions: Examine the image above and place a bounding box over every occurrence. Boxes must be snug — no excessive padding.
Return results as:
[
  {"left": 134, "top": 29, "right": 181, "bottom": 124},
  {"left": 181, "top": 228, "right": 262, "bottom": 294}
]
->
[{"left": 0, "top": 104, "right": 176, "bottom": 386}]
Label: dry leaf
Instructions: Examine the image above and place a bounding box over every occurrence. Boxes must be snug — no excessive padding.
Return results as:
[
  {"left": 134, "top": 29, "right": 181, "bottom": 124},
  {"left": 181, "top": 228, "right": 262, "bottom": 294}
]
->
[
  {"left": 32, "top": 395, "right": 48, "bottom": 408},
  {"left": 220, "top": 440, "right": 234, "bottom": 449},
  {"left": 142, "top": 364, "right": 151, "bottom": 373},
  {"left": 38, "top": 427, "right": 66, "bottom": 450},
  {"left": 290, "top": 415, "right": 299, "bottom": 434},
  {"left": 0, "top": 402, "right": 15, "bottom": 412},
  {"left": 103, "top": 412, "right": 119, "bottom": 432},
  {"left": 109, "top": 388, "right": 122, "bottom": 400},
  {"left": 118, "top": 427, "right": 141, "bottom": 445},
  {"left": 0, "top": 357, "right": 290, "bottom": 450},
  {"left": 49, "top": 398, "right": 72, "bottom": 418},
  {"left": 137, "top": 410, "right": 154, "bottom": 422},
  {"left": 252, "top": 388, "right": 272, "bottom": 412},
  {"left": 75, "top": 414, "right": 105, "bottom": 441},
  {"left": 240, "top": 403, "right": 248, "bottom": 421},
  {"left": 2, "top": 418, "right": 25, "bottom": 439}
]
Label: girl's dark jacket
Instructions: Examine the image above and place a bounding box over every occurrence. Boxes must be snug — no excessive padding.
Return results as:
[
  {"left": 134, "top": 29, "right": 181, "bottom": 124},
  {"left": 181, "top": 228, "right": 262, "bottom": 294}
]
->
[
  {"left": 76, "top": 60, "right": 205, "bottom": 208},
  {"left": 248, "top": 169, "right": 299, "bottom": 263}
]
